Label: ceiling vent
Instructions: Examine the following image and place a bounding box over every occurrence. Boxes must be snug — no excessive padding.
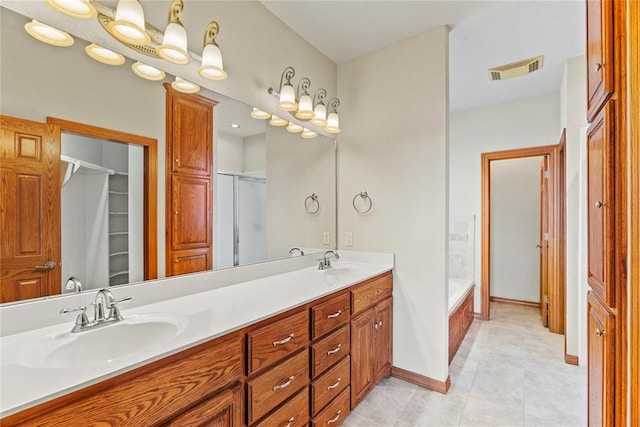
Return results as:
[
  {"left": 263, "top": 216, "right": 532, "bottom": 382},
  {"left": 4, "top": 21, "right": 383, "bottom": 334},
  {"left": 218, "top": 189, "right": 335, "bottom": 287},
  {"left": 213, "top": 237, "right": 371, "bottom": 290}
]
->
[{"left": 488, "top": 55, "right": 544, "bottom": 81}]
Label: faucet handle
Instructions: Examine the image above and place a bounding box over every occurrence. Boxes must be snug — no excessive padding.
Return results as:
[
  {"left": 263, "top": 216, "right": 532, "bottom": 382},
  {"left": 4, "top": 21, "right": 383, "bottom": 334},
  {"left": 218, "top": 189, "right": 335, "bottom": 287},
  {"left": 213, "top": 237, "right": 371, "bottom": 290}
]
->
[
  {"left": 60, "top": 306, "right": 91, "bottom": 332},
  {"left": 59, "top": 305, "right": 86, "bottom": 316},
  {"left": 108, "top": 296, "right": 132, "bottom": 321},
  {"left": 108, "top": 296, "right": 133, "bottom": 307}
]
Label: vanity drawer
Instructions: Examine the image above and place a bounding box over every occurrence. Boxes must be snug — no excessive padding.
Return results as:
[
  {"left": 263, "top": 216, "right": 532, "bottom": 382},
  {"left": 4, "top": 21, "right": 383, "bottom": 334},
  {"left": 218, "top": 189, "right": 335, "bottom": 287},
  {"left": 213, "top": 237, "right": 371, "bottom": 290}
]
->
[
  {"left": 311, "top": 293, "right": 351, "bottom": 340},
  {"left": 351, "top": 272, "right": 392, "bottom": 315},
  {"left": 311, "top": 324, "right": 350, "bottom": 378},
  {"left": 311, "top": 387, "right": 350, "bottom": 427},
  {"left": 254, "top": 387, "right": 309, "bottom": 427},
  {"left": 247, "top": 350, "right": 310, "bottom": 424},
  {"left": 311, "top": 355, "right": 350, "bottom": 415},
  {"left": 248, "top": 310, "right": 310, "bottom": 375}
]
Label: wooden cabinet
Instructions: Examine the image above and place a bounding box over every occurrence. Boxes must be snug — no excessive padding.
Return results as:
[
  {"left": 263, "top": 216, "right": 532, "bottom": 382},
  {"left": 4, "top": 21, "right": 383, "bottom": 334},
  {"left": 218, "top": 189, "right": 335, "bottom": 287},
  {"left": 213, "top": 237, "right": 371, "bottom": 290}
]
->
[
  {"left": 311, "top": 324, "right": 349, "bottom": 378},
  {"left": 449, "top": 288, "right": 474, "bottom": 363},
  {"left": 165, "top": 84, "right": 217, "bottom": 276},
  {"left": 311, "top": 387, "right": 350, "bottom": 427},
  {"left": 587, "top": 291, "right": 615, "bottom": 427},
  {"left": 373, "top": 297, "right": 392, "bottom": 382},
  {"left": 586, "top": 0, "right": 614, "bottom": 121},
  {"left": 164, "top": 382, "right": 243, "bottom": 427}
]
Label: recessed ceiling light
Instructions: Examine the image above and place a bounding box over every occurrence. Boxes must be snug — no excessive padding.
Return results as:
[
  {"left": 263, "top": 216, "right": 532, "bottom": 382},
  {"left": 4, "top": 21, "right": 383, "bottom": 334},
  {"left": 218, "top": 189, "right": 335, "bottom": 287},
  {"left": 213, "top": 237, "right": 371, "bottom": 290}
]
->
[
  {"left": 24, "top": 20, "right": 74, "bottom": 47},
  {"left": 85, "top": 44, "right": 125, "bottom": 66},
  {"left": 269, "top": 115, "right": 288, "bottom": 127},
  {"left": 171, "top": 77, "right": 200, "bottom": 94},
  {"left": 250, "top": 108, "right": 271, "bottom": 120},
  {"left": 45, "top": 0, "right": 97, "bottom": 19},
  {"left": 131, "top": 62, "right": 165, "bottom": 81},
  {"left": 230, "top": 123, "right": 240, "bottom": 129}
]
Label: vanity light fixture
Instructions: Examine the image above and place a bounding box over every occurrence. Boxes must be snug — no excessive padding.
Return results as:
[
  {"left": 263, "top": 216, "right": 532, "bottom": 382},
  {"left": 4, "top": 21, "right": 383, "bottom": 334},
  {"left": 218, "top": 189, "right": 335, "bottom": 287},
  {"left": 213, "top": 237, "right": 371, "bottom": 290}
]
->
[
  {"left": 269, "top": 115, "right": 288, "bottom": 127},
  {"left": 324, "top": 98, "right": 341, "bottom": 134},
  {"left": 45, "top": 0, "right": 96, "bottom": 19},
  {"left": 273, "top": 67, "right": 297, "bottom": 111},
  {"left": 294, "top": 78, "right": 314, "bottom": 120},
  {"left": 85, "top": 43, "right": 125, "bottom": 66},
  {"left": 198, "top": 21, "right": 228, "bottom": 80},
  {"left": 286, "top": 122, "right": 303, "bottom": 133},
  {"left": 250, "top": 108, "right": 271, "bottom": 120},
  {"left": 301, "top": 128, "right": 318, "bottom": 139},
  {"left": 171, "top": 77, "right": 200, "bottom": 94},
  {"left": 24, "top": 20, "right": 74, "bottom": 47},
  {"left": 108, "top": 0, "right": 151, "bottom": 46},
  {"left": 157, "top": 0, "right": 189, "bottom": 64},
  {"left": 132, "top": 61, "right": 165, "bottom": 81},
  {"left": 310, "top": 89, "right": 328, "bottom": 127}
]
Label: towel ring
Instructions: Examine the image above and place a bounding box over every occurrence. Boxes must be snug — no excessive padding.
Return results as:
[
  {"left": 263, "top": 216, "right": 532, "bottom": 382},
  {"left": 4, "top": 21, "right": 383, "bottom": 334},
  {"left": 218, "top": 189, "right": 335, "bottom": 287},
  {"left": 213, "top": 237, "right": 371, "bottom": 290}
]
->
[
  {"left": 353, "top": 191, "right": 372, "bottom": 214},
  {"left": 305, "top": 193, "right": 320, "bottom": 214}
]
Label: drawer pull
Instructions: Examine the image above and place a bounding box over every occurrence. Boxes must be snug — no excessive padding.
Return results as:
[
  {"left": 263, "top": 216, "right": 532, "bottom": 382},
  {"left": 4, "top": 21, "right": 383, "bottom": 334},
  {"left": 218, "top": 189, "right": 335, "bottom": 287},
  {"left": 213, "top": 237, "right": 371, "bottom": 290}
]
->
[
  {"left": 327, "top": 377, "right": 342, "bottom": 390},
  {"left": 272, "top": 333, "right": 294, "bottom": 346},
  {"left": 273, "top": 375, "right": 295, "bottom": 391},
  {"left": 327, "top": 343, "right": 342, "bottom": 355},
  {"left": 326, "top": 410, "right": 342, "bottom": 425},
  {"left": 286, "top": 416, "right": 295, "bottom": 427},
  {"left": 327, "top": 310, "right": 342, "bottom": 319}
]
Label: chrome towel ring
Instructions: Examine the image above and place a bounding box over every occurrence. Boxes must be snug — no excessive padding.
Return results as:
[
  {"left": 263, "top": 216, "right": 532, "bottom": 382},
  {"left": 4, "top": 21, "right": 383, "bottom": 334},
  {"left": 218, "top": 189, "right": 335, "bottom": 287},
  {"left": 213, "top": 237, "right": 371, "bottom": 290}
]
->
[
  {"left": 353, "top": 191, "right": 372, "bottom": 214},
  {"left": 305, "top": 193, "right": 320, "bottom": 214}
]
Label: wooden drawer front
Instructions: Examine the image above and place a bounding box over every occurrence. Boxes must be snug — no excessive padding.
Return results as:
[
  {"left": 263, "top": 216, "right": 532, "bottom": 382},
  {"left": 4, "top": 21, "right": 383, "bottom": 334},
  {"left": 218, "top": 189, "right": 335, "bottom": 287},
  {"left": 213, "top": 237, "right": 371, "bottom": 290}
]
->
[
  {"left": 312, "top": 325, "right": 350, "bottom": 378},
  {"left": 311, "top": 387, "right": 350, "bottom": 427},
  {"left": 311, "top": 356, "right": 350, "bottom": 415},
  {"left": 351, "top": 273, "right": 392, "bottom": 315},
  {"left": 248, "top": 350, "right": 310, "bottom": 424},
  {"left": 311, "top": 293, "right": 351, "bottom": 340},
  {"left": 164, "top": 382, "right": 243, "bottom": 427},
  {"left": 254, "top": 387, "right": 310, "bottom": 427},
  {"left": 248, "top": 310, "right": 310, "bottom": 375}
]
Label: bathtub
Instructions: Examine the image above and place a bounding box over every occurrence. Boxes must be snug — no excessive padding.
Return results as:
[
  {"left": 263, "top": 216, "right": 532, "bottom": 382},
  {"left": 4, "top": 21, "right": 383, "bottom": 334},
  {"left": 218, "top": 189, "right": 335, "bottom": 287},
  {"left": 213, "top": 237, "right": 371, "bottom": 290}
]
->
[{"left": 448, "top": 278, "right": 475, "bottom": 363}]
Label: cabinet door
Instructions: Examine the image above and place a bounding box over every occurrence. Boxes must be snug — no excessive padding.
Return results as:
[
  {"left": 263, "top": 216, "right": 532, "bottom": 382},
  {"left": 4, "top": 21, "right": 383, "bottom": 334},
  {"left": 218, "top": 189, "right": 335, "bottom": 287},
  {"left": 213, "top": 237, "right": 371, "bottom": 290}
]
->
[
  {"left": 171, "top": 96, "right": 213, "bottom": 177},
  {"left": 171, "top": 248, "right": 212, "bottom": 276},
  {"left": 587, "top": 292, "right": 615, "bottom": 427},
  {"left": 587, "top": 103, "right": 615, "bottom": 306},
  {"left": 586, "top": 0, "right": 613, "bottom": 121},
  {"left": 373, "top": 298, "right": 392, "bottom": 382},
  {"left": 164, "top": 382, "right": 243, "bottom": 427},
  {"left": 171, "top": 175, "right": 212, "bottom": 251},
  {"left": 350, "top": 308, "right": 374, "bottom": 407}
]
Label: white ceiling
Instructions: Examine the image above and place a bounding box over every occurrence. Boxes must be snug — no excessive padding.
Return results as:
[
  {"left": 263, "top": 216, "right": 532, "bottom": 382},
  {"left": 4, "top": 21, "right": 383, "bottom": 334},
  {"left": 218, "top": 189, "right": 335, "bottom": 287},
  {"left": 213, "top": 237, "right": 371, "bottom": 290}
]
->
[{"left": 260, "top": 0, "right": 586, "bottom": 111}]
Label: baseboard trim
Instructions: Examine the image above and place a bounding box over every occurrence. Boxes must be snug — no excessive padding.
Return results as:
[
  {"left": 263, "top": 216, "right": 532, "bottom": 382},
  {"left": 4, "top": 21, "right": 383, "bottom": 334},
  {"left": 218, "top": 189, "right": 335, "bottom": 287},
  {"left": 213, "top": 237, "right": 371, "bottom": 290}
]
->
[
  {"left": 565, "top": 354, "right": 579, "bottom": 366},
  {"left": 391, "top": 366, "right": 450, "bottom": 394},
  {"left": 473, "top": 312, "right": 482, "bottom": 319},
  {"left": 490, "top": 296, "right": 540, "bottom": 308}
]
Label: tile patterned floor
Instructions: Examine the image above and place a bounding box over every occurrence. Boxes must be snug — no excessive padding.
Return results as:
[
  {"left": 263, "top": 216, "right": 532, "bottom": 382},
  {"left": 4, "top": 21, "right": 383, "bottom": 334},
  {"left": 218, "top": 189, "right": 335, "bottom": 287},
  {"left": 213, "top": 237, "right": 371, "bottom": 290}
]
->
[{"left": 342, "top": 302, "right": 587, "bottom": 427}]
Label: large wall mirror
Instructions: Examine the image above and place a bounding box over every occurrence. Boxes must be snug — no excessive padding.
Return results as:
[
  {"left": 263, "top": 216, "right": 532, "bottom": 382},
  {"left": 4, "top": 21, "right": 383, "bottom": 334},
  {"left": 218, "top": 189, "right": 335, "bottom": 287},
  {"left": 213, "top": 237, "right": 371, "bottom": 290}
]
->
[{"left": 0, "top": 5, "right": 337, "bottom": 304}]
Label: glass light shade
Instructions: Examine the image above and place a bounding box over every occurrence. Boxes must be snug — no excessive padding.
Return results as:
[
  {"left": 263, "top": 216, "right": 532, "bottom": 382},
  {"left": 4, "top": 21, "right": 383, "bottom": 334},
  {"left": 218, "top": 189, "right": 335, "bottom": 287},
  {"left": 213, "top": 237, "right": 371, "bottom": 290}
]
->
[
  {"left": 108, "top": 0, "right": 151, "bottom": 45},
  {"left": 324, "top": 112, "right": 341, "bottom": 134},
  {"left": 301, "top": 128, "right": 318, "bottom": 139},
  {"left": 198, "top": 44, "right": 227, "bottom": 80},
  {"left": 132, "top": 62, "right": 165, "bottom": 81},
  {"left": 171, "top": 77, "right": 200, "bottom": 94},
  {"left": 269, "top": 115, "right": 288, "bottom": 127},
  {"left": 278, "top": 84, "right": 297, "bottom": 111},
  {"left": 310, "top": 103, "right": 327, "bottom": 127},
  {"left": 157, "top": 22, "right": 189, "bottom": 64},
  {"left": 24, "top": 20, "right": 74, "bottom": 47},
  {"left": 286, "top": 122, "right": 303, "bottom": 133},
  {"left": 85, "top": 44, "right": 125, "bottom": 66},
  {"left": 45, "top": 0, "right": 96, "bottom": 19},
  {"left": 295, "top": 94, "right": 314, "bottom": 120},
  {"left": 250, "top": 108, "right": 271, "bottom": 120}
]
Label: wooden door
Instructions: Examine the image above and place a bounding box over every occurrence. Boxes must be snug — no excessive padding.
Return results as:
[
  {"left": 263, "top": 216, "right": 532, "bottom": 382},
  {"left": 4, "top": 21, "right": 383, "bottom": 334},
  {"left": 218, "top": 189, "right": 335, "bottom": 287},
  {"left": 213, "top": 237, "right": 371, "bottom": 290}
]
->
[
  {"left": 586, "top": 0, "right": 614, "bottom": 121},
  {"left": 587, "top": 291, "right": 615, "bottom": 427},
  {"left": 0, "top": 115, "right": 60, "bottom": 303},
  {"left": 350, "top": 307, "right": 374, "bottom": 407},
  {"left": 373, "top": 297, "right": 392, "bottom": 382},
  {"left": 171, "top": 175, "right": 212, "bottom": 251},
  {"left": 539, "top": 156, "right": 550, "bottom": 326},
  {"left": 164, "top": 382, "right": 243, "bottom": 427}
]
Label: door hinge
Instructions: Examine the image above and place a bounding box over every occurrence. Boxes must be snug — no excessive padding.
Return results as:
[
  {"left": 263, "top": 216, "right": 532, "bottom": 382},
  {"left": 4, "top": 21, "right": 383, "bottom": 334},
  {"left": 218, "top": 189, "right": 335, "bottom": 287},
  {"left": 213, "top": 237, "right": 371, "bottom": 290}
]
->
[
  {"left": 544, "top": 170, "right": 550, "bottom": 179},
  {"left": 544, "top": 295, "right": 549, "bottom": 304}
]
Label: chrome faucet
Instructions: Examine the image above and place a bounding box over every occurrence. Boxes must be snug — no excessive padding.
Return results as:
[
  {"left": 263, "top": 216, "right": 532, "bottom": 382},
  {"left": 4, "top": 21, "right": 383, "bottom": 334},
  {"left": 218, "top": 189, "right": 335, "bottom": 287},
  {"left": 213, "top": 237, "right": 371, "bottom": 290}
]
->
[
  {"left": 289, "top": 247, "right": 305, "bottom": 256},
  {"left": 317, "top": 250, "right": 340, "bottom": 270},
  {"left": 60, "top": 288, "right": 132, "bottom": 333},
  {"left": 65, "top": 277, "right": 83, "bottom": 293}
]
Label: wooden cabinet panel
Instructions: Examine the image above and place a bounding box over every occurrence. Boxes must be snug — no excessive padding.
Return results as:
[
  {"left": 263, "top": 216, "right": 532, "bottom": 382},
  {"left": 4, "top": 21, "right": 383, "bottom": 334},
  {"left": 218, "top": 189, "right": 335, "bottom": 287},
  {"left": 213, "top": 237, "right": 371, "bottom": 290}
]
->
[
  {"left": 171, "top": 175, "right": 212, "bottom": 251},
  {"left": 311, "top": 387, "right": 350, "bottom": 427},
  {"left": 248, "top": 310, "right": 310, "bottom": 375},
  {"left": 350, "top": 308, "right": 374, "bottom": 407},
  {"left": 254, "top": 387, "right": 309, "bottom": 427},
  {"left": 351, "top": 272, "right": 392, "bottom": 315},
  {"left": 311, "top": 356, "right": 350, "bottom": 416},
  {"left": 311, "top": 324, "right": 350, "bottom": 378},
  {"left": 587, "top": 291, "right": 615, "bottom": 427},
  {"left": 586, "top": 0, "right": 614, "bottom": 121},
  {"left": 164, "top": 382, "right": 243, "bottom": 427},
  {"left": 373, "top": 297, "right": 392, "bottom": 382},
  {"left": 171, "top": 96, "right": 213, "bottom": 177},
  {"left": 247, "top": 350, "right": 309, "bottom": 425},
  {"left": 311, "top": 292, "right": 351, "bottom": 340},
  {"left": 172, "top": 248, "right": 212, "bottom": 276},
  {"left": 587, "top": 103, "right": 615, "bottom": 307}
]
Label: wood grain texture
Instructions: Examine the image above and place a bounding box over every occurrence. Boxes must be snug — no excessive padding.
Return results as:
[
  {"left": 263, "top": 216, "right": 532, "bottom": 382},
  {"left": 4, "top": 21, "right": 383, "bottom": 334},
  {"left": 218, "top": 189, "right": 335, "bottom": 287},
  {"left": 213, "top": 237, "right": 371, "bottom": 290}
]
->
[
  {"left": 450, "top": 288, "right": 474, "bottom": 363},
  {"left": 311, "top": 324, "right": 350, "bottom": 378},
  {"left": 311, "top": 292, "right": 351, "bottom": 340},
  {"left": 247, "top": 309, "right": 309, "bottom": 375},
  {"left": 311, "top": 387, "right": 350, "bottom": 427},
  {"left": 254, "top": 387, "right": 309, "bottom": 427},
  {"left": 586, "top": 0, "right": 614, "bottom": 122},
  {"left": 247, "top": 350, "right": 309, "bottom": 424},
  {"left": 351, "top": 272, "right": 392, "bottom": 315},
  {"left": 171, "top": 175, "right": 212, "bottom": 250},
  {"left": 350, "top": 308, "right": 374, "bottom": 407},
  {"left": 489, "top": 296, "right": 540, "bottom": 308},
  {"left": 311, "top": 356, "right": 350, "bottom": 415},
  {"left": 164, "top": 382, "right": 243, "bottom": 427},
  {"left": 373, "top": 297, "right": 393, "bottom": 382},
  {"left": 171, "top": 248, "right": 212, "bottom": 276},
  {"left": 565, "top": 354, "right": 579, "bottom": 366},
  {"left": 390, "top": 366, "right": 451, "bottom": 394}
]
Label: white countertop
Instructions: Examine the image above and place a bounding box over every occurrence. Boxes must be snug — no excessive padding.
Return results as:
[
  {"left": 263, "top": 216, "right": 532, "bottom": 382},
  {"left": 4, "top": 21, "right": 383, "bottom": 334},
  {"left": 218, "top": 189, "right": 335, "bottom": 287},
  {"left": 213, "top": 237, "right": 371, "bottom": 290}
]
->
[{"left": 0, "top": 252, "right": 393, "bottom": 417}]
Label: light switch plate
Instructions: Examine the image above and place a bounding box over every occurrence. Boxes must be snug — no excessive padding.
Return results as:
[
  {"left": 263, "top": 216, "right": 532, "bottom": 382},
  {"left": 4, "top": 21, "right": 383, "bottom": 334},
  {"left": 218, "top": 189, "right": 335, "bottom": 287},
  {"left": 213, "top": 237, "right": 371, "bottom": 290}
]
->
[
  {"left": 323, "top": 231, "right": 331, "bottom": 245},
  {"left": 345, "top": 232, "right": 353, "bottom": 246}
]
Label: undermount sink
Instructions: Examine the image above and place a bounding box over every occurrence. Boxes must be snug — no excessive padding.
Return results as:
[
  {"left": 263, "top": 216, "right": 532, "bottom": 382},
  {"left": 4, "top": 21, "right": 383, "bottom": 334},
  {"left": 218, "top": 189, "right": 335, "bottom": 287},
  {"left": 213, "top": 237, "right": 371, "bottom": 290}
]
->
[{"left": 21, "top": 313, "right": 187, "bottom": 369}]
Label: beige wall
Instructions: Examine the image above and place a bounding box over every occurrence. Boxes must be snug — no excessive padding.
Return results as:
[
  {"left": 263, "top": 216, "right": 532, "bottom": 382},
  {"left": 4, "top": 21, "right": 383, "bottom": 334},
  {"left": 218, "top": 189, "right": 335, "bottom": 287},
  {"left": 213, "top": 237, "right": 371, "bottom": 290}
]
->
[{"left": 337, "top": 27, "right": 450, "bottom": 381}]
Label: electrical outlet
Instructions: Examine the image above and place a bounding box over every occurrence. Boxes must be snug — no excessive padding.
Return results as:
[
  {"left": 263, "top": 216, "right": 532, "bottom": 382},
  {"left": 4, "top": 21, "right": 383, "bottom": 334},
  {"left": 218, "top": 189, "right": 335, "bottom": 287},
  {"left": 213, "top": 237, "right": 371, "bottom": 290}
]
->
[
  {"left": 323, "top": 231, "right": 331, "bottom": 245},
  {"left": 345, "top": 232, "right": 353, "bottom": 247}
]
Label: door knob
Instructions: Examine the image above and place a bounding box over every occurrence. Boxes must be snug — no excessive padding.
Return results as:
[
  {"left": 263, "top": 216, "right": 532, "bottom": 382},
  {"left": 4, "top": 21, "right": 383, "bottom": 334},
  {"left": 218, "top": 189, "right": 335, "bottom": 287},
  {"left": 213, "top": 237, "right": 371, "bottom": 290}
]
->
[
  {"left": 596, "top": 328, "right": 606, "bottom": 337},
  {"left": 536, "top": 244, "right": 542, "bottom": 248},
  {"left": 595, "top": 201, "right": 604, "bottom": 209},
  {"left": 594, "top": 63, "right": 603, "bottom": 72},
  {"left": 33, "top": 261, "right": 56, "bottom": 271}
]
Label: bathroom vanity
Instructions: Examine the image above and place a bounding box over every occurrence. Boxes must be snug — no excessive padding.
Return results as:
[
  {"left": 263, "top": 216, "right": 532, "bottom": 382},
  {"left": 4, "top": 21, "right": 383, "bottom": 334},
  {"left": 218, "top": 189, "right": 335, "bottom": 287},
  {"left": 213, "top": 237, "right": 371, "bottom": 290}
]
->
[{"left": 0, "top": 253, "right": 393, "bottom": 426}]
